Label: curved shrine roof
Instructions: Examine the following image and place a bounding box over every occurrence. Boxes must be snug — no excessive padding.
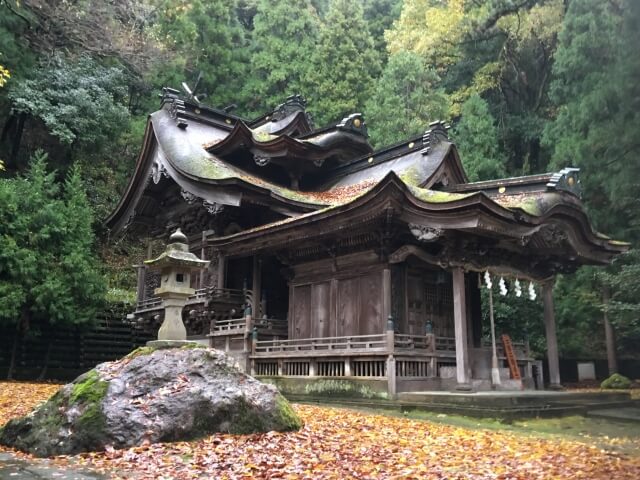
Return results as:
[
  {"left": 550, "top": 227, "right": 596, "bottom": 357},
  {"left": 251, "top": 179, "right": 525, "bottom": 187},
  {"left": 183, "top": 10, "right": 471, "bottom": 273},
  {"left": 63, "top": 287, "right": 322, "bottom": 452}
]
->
[{"left": 105, "top": 90, "right": 628, "bottom": 271}]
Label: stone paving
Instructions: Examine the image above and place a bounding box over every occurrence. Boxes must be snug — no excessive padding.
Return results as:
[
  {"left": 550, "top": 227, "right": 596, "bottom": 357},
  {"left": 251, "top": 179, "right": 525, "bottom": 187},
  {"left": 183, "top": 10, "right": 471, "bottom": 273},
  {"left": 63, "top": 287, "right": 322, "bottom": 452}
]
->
[
  {"left": 587, "top": 406, "right": 640, "bottom": 423},
  {"left": 0, "top": 453, "right": 106, "bottom": 480}
]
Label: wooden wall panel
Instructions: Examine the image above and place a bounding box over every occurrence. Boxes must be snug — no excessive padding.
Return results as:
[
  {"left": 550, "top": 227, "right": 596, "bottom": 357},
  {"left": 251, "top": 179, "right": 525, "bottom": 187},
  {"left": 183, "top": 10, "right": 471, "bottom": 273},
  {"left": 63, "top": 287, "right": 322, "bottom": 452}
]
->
[
  {"left": 292, "top": 285, "right": 311, "bottom": 339},
  {"left": 311, "top": 282, "right": 330, "bottom": 338},
  {"left": 337, "top": 278, "right": 359, "bottom": 336},
  {"left": 359, "top": 272, "right": 383, "bottom": 335}
]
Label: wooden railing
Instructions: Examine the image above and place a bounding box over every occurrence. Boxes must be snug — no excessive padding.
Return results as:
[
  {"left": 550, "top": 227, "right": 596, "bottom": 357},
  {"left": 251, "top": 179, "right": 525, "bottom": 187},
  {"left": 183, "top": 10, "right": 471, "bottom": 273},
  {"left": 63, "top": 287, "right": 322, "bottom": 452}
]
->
[
  {"left": 134, "top": 287, "right": 250, "bottom": 314},
  {"left": 134, "top": 297, "right": 162, "bottom": 312},
  {"left": 435, "top": 336, "right": 456, "bottom": 352},
  {"left": 254, "top": 318, "right": 288, "bottom": 336},
  {"left": 210, "top": 317, "right": 246, "bottom": 335},
  {"left": 254, "top": 334, "right": 388, "bottom": 355},
  {"left": 394, "top": 334, "right": 433, "bottom": 351}
]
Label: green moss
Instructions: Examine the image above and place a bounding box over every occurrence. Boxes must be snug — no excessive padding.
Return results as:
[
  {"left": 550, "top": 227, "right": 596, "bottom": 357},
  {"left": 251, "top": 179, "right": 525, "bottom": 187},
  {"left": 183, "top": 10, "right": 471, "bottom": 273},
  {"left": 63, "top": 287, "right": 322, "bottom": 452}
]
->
[
  {"left": 408, "top": 185, "right": 472, "bottom": 203},
  {"left": 124, "top": 346, "right": 157, "bottom": 360},
  {"left": 228, "top": 397, "right": 268, "bottom": 434},
  {"left": 399, "top": 166, "right": 422, "bottom": 186},
  {"left": 273, "top": 394, "right": 303, "bottom": 431},
  {"left": 180, "top": 342, "right": 207, "bottom": 350},
  {"left": 70, "top": 370, "right": 108, "bottom": 405},
  {"left": 514, "top": 198, "right": 542, "bottom": 216},
  {"left": 601, "top": 373, "right": 632, "bottom": 389},
  {"left": 252, "top": 131, "right": 277, "bottom": 142},
  {"left": 303, "top": 379, "right": 387, "bottom": 399}
]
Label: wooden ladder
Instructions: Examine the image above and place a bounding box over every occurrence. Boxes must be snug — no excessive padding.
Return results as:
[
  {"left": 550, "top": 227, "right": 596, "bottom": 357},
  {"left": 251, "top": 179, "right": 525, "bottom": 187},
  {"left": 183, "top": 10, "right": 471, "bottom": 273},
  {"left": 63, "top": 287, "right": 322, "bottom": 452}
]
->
[{"left": 501, "top": 334, "right": 521, "bottom": 380}]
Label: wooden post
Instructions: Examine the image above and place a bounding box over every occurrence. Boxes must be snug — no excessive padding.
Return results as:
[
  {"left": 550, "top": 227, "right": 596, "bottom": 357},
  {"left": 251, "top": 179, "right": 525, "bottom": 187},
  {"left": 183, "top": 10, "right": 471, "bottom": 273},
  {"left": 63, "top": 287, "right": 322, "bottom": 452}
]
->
[
  {"left": 452, "top": 267, "right": 472, "bottom": 391},
  {"left": 134, "top": 264, "right": 146, "bottom": 303},
  {"left": 386, "top": 355, "right": 396, "bottom": 398},
  {"left": 216, "top": 252, "right": 226, "bottom": 290},
  {"left": 252, "top": 256, "right": 262, "bottom": 319},
  {"left": 603, "top": 286, "right": 618, "bottom": 375},
  {"left": 543, "top": 279, "right": 562, "bottom": 389},
  {"left": 382, "top": 268, "right": 391, "bottom": 323},
  {"left": 199, "top": 231, "right": 206, "bottom": 290}
]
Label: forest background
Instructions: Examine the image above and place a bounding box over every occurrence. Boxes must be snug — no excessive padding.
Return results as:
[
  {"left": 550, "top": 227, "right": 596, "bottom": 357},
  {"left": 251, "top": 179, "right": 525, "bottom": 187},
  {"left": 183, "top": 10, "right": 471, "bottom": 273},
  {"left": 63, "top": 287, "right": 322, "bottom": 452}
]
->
[{"left": 0, "top": 0, "right": 638, "bottom": 364}]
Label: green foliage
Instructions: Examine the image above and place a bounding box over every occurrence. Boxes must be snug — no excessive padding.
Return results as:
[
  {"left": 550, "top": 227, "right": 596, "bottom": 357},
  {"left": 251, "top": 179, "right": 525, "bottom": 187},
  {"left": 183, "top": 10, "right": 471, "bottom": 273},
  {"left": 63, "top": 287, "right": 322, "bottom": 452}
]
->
[
  {"left": 601, "top": 373, "right": 632, "bottom": 390},
  {"left": 151, "top": 0, "right": 247, "bottom": 109},
  {"left": 7, "top": 55, "right": 130, "bottom": 148},
  {"left": 366, "top": 51, "right": 449, "bottom": 148},
  {"left": 544, "top": 0, "right": 640, "bottom": 239},
  {"left": 306, "top": 0, "right": 381, "bottom": 126},
  {"left": 453, "top": 94, "right": 506, "bottom": 181},
  {"left": 243, "top": 0, "right": 320, "bottom": 116},
  {"left": 543, "top": 0, "right": 640, "bottom": 358},
  {"left": 0, "top": 151, "right": 105, "bottom": 329},
  {"left": 480, "top": 283, "right": 545, "bottom": 356}
]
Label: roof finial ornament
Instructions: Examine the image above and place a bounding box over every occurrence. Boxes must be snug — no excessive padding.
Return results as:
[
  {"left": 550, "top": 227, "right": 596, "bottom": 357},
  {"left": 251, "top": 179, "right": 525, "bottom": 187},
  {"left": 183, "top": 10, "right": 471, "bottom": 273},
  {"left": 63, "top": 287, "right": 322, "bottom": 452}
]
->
[
  {"left": 337, "top": 113, "right": 368, "bottom": 138},
  {"left": 181, "top": 71, "right": 207, "bottom": 104},
  {"left": 271, "top": 94, "right": 308, "bottom": 122},
  {"left": 421, "top": 120, "right": 450, "bottom": 156}
]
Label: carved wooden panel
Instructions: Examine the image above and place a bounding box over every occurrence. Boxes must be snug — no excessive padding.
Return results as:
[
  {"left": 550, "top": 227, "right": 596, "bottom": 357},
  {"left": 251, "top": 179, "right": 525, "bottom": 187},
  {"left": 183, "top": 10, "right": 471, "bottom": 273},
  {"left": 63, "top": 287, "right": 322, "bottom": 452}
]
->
[
  {"left": 311, "top": 282, "right": 330, "bottom": 338},
  {"left": 359, "top": 272, "right": 383, "bottom": 335}
]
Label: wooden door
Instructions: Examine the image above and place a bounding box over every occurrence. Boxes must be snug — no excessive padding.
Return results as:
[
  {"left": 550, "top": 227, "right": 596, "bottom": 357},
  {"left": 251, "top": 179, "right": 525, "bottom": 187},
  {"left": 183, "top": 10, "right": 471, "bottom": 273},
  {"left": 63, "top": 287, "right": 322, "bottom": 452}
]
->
[
  {"left": 291, "top": 285, "right": 311, "bottom": 339},
  {"left": 337, "top": 277, "right": 359, "bottom": 337},
  {"left": 311, "top": 282, "right": 330, "bottom": 338},
  {"left": 407, "top": 275, "right": 425, "bottom": 335},
  {"left": 359, "top": 272, "right": 383, "bottom": 335}
]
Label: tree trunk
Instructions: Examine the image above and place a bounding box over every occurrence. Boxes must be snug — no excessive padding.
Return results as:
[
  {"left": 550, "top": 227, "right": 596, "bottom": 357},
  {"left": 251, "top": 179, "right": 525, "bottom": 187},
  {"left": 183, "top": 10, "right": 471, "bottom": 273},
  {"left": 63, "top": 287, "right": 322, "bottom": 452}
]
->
[
  {"left": 603, "top": 287, "right": 618, "bottom": 375},
  {"left": 7, "top": 325, "right": 19, "bottom": 380},
  {"left": 37, "top": 339, "right": 53, "bottom": 381},
  {"left": 8, "top": 307, "right": 30, "bottom": 380},
  {"left": 8, "top": 112, "right": 26, "bottom": 169}
]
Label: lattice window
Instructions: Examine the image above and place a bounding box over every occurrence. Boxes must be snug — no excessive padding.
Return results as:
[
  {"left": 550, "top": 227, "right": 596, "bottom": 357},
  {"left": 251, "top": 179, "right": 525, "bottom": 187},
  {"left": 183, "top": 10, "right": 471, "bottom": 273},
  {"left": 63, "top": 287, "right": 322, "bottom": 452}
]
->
[
  {"left": 284, "top": 361, "right": 310, "bottom": 376},
  {"left": 317, "top": 361, "right": 345, "bottom": 377},
  {"left": 352, "top": 360, "right": 386, "bottom": 377},
  {"left": 255, "top": 362, "right": 278, "bottom": 376}
]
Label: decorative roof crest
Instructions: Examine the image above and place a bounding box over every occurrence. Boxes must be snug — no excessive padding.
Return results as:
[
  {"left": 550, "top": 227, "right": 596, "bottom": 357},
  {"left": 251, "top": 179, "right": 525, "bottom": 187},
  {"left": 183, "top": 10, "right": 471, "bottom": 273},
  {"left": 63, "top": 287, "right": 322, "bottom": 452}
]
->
[
  {"left": 546, "top": 167, "right": 582, "bottom": 198},
  {"left": 421, "top": 120, "right": 450, "bottom": 155},
  {"left": 271, "top": 94, "right": 308, "bottom": 122},
  {"left": 337, "top": 113, "right": 368, "bottom": 138}
]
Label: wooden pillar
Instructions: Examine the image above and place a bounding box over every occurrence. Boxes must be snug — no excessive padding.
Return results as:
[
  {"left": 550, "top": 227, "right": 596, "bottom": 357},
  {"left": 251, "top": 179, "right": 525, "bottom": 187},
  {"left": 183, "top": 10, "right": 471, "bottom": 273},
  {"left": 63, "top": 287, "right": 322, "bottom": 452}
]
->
[
  {"left": 134, "top": 264, "right": 146, "bottom": 303},
  {"left": 452, "top": 267, "right": 472, "bottom": 391},
  {"left": 216, "top": 252, "right": 226, "bottom": 290},
  {"left": 199, "top": 231, "right": 206, "bottom": 290},
  {"left": 543, "top": 280, "right": 562, "bottom": 389},
  {"left": 382, "top": 268, "right": 391, "bottom": 327},
  {"left": 252, "top": 256, "right": 262, "bottom": 319}
]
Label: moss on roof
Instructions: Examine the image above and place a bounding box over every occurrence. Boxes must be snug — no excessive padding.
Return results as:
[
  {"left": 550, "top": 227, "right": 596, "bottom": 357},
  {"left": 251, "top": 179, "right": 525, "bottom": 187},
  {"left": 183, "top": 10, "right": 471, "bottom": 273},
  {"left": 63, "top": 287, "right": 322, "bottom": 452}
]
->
[
  {"left": 408, "top": 185, "right": 473, "bottom": 203},
  {"left": 492, "top": 192, "right": 545, "bottom": 216}
]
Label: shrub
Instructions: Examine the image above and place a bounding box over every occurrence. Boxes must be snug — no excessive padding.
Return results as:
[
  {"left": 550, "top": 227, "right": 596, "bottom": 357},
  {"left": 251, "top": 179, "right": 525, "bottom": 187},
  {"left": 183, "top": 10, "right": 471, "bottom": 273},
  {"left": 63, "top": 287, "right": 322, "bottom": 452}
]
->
[{"left": 601, "top": 373, "right": 632, "bottom": 389}]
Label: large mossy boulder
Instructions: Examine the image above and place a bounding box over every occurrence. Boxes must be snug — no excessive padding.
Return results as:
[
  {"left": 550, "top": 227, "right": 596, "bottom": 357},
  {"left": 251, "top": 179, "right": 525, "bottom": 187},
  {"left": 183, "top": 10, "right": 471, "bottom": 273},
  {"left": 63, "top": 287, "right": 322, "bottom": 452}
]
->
[{"left": 0, "top": 345, "right": 301, "bottom": 457}]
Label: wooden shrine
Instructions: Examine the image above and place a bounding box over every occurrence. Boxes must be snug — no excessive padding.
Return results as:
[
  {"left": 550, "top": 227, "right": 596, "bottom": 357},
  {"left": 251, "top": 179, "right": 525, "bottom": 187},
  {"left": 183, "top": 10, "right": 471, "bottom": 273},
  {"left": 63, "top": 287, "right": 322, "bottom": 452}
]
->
[{"left": 107, "top": 89, "right": 628, "bottom": 396}]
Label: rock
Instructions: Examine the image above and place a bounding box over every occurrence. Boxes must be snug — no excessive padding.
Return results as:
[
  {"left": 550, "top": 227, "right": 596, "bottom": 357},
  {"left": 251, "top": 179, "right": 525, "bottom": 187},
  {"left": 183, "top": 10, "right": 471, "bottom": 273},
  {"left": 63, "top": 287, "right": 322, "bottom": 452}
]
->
[{"left": 0, "top": 345, "right": 301, "bottom": 457}]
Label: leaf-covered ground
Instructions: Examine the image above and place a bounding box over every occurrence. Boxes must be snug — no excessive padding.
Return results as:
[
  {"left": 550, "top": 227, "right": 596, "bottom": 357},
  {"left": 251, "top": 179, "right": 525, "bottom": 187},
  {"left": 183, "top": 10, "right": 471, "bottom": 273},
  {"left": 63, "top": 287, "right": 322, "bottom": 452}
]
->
[{"left": 1, "top": 381, "right": 639, "bottom": 479}]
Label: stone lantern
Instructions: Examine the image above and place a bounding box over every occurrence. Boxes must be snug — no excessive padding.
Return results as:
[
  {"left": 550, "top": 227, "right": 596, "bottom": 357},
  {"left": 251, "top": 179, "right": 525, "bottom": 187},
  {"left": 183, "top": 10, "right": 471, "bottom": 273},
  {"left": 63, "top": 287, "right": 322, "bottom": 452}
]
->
[{"left": 145, "top": 228, "right": 209, "bottom": 344}]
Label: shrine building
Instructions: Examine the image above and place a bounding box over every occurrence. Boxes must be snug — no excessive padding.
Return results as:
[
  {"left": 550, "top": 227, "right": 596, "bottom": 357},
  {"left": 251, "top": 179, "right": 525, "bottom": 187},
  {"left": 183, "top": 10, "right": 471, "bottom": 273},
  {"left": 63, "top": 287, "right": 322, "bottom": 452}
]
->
[{"left": 106, "top": 89, "right": 628, "bottom": 396}]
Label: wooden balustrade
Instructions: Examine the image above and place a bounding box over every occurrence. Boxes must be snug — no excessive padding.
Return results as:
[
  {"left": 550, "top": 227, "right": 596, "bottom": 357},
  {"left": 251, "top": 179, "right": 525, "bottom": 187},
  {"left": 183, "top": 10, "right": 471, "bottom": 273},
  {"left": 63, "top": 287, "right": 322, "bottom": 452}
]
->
[
  {"left": 210, "top": 317, "right": 247, "bottom": 335},
  {"left": 435, "top": 336, "right": 456, "bottom": 352},
  {"left": 134, "top": 287, "right": 250, "bottom": 314},
  {"left": 254, "top": 334, "right": 388, "bottom": 356}
]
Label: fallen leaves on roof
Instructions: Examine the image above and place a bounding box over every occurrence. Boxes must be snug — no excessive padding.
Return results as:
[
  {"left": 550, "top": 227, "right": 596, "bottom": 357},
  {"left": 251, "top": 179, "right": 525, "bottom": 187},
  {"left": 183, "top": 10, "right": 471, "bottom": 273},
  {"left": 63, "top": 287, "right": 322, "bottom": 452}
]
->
[{"left": 2, "top": 381, "right": 640, "bottom": 479}]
